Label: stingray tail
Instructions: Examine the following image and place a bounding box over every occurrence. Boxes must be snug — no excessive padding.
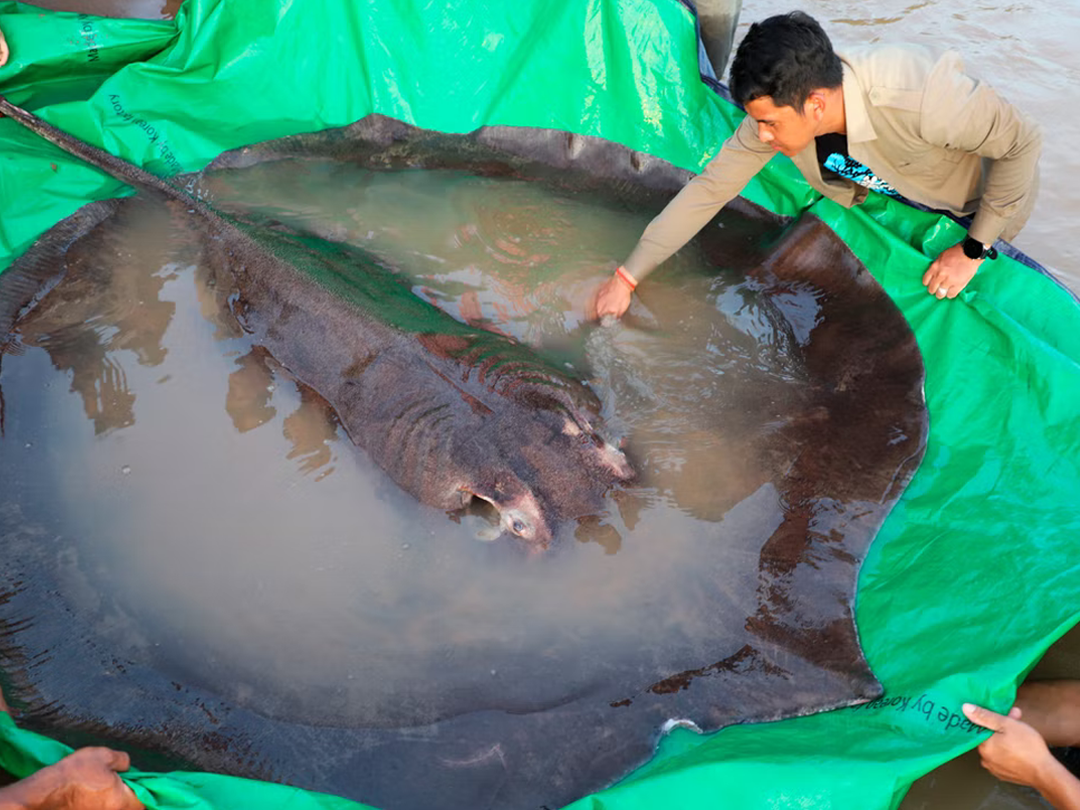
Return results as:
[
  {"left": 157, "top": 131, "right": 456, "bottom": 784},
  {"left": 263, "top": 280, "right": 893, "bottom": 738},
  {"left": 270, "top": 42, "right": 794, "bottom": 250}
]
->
[{"left": 0, "top": 94, "right": 189, "bottom": 206}]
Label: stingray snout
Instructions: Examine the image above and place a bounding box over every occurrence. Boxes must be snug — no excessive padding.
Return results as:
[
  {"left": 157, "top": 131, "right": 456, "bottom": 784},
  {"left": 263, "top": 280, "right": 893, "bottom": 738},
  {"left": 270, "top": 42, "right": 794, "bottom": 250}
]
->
[{"left": 459, "top": 484, "right": 554, "bottom": 550}]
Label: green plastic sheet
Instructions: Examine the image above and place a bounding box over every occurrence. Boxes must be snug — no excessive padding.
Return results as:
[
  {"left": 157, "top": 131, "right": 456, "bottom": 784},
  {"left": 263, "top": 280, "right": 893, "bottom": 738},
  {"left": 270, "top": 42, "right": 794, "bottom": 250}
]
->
[{"left": 1, "top": 1, "right": 1078, "bottom": 808}]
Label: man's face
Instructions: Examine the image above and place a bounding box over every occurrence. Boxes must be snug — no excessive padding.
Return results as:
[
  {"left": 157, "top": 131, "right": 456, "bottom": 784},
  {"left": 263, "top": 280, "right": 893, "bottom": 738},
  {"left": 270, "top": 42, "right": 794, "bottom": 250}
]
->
[{"left": 744, "top": 95, "right": 820, "bottom": 157}]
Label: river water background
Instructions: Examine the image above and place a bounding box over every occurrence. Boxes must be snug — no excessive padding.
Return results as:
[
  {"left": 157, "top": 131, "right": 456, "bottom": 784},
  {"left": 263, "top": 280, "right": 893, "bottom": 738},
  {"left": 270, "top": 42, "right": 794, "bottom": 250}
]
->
[{"left": 10, "top": 1, "right": 1079, "bottom": 808}]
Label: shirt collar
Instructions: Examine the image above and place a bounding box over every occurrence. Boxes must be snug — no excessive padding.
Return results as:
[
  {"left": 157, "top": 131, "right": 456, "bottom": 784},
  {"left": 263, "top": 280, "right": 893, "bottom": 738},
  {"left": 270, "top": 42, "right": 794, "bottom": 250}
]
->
[{"left": 839, "top": 57, "right": 877, "bottom": 144}]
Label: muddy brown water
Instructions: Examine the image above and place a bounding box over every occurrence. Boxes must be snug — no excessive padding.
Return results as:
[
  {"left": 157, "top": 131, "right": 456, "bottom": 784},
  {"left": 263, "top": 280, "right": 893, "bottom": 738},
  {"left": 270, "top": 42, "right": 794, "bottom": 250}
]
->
[
  {"left": 0, "top": 168, "right": 738, "bottom": 727},
  {"left": 5, "top": 0, "right": 1078, "bottom": 807},
  {"left": 0, "top": 144, "right": 923, "bottom": 809}
]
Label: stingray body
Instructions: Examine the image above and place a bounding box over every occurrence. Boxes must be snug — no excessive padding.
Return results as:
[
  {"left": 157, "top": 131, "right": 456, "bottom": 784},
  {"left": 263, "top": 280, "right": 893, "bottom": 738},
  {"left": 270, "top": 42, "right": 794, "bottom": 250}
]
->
[
  {"left": 0, "top": 96, "right": 632, "bottom": 549},
  {"left": 0, "top": 110, "right": 928, "bottom": 810}
]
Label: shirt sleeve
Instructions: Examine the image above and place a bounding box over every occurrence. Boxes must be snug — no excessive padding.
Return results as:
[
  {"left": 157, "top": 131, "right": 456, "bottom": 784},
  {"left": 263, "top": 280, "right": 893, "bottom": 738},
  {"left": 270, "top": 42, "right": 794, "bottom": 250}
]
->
[
  {"left": 919, "top": 52, "right": 1042, "bottom": 245},
  {"left": 622, "top": 114, "right": 775, "bottom": 281}
]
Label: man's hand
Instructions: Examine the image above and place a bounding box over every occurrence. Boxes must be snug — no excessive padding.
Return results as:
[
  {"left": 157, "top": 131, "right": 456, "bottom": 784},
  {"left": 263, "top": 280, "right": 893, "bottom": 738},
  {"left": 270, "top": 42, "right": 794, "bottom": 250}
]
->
[
  {"left": 0, "top": 28, "right": 9, "bottom": 68},
  {"left": 0, "top": 747, "right": 143, "bottom": 810},
  {"left": 922, "top": 243, "right": 982, "bottom": 300},
  {"left": 963, "top": 702, "right": 1080, "bottom": 809},
  {"left": 964, "top": 703, "right": 1056, "bottom": 785},
  {"left": 592, "top": 273, "right": 634, "bottom": 320},
  {"left": 0, "top": 688, "right": 142, "bottom": 810}
]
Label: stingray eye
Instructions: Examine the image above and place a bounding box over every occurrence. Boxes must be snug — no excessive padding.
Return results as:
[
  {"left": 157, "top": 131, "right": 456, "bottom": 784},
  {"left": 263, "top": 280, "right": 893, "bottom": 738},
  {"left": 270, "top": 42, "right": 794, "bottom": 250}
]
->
[
  {"left": 579, "top": 432, "right": 600, "bottom": 448},
  {"left": 511, "top": 518, "right": 528, "bottom": 536}
]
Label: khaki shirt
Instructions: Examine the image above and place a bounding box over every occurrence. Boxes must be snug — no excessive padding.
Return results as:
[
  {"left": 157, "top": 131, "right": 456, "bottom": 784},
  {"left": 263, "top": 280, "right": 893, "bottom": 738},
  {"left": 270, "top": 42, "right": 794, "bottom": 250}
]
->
[{"left": 623, "top": 43, "right": 1042, "bottom": 281}]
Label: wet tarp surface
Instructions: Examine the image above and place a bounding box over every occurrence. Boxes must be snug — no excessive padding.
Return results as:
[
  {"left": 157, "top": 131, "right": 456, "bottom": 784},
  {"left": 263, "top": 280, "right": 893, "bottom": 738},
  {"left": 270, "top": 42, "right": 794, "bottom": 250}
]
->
[{"left": 0, "top": 1, "right": 1078, "bottom": 808}]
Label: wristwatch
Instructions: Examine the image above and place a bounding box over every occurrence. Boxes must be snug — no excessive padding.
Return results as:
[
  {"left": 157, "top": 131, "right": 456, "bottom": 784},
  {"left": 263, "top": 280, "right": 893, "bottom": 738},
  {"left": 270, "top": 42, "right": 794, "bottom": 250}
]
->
[{"left": 962, "top": 235, "right": 998, "bottom": 261}]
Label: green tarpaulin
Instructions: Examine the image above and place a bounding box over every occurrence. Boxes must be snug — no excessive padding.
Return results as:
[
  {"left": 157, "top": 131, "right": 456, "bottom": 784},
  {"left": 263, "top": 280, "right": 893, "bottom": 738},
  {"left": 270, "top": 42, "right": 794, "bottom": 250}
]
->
[{"left": 1, "top": 0, "right": 1078, "bottom": 807}]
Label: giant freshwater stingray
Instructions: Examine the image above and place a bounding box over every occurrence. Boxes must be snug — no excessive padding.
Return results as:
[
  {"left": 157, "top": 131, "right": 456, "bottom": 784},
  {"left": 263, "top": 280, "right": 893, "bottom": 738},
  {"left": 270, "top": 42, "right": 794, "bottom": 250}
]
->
[{"left": 0, "top": 106, "right": 928, "bottom": 810}]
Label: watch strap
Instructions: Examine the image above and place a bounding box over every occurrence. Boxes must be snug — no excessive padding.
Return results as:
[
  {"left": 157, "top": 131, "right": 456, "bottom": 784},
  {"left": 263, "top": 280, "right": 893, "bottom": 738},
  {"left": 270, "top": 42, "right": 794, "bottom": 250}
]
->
[{"left": 962, "top": 235, "right": 998, "bottom": 261}]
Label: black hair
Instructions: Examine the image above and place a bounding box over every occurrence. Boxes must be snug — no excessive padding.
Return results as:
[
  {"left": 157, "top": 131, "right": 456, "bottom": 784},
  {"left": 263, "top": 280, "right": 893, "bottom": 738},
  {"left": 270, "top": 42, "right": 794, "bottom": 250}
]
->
[{"left": 729, "top": 12, "right": 843, "bottom": 110}]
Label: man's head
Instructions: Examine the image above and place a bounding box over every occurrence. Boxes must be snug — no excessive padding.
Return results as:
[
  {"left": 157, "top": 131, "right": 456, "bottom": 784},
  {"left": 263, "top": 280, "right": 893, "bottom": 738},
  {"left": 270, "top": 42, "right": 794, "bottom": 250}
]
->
[
  {"left": 729, "top": 12, "right": 844, "bottom": 157},
  {"left": 730, "top": 12, "right": 842, "bottom": 109}
]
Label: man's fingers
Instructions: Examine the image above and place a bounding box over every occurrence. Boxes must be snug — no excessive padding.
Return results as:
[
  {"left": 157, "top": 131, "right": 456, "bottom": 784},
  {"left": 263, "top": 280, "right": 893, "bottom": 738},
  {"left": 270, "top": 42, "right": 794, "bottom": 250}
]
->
[
  {"left": 922, "top": 263, "right": 939, "bottom": 287},
  {"left": 1008, "top": 706, "right": 1023, "bottom": 720},
  {"left": 923, "top": 265, "right": 949, "bottom": 297},
  {"left": 77, "top": 746, "right": 133, "bottom": 773},
  {"left": 963, "top": 702, "right": 1009, "bottom": 732},
  {"left": 586, "top": 288, "right": 599, "bottom": 321},
  {"left": 923, "top": 266, "right": 955, "bottom": 299},
  {"left": 593, "top": 277, "right": 632, "bottom": 320},
  {"left": 112, "top": 749, "right": 132, "bottom": 772},
  {"left": 101, "top": 747, "right": 132, "bottom": 773}
]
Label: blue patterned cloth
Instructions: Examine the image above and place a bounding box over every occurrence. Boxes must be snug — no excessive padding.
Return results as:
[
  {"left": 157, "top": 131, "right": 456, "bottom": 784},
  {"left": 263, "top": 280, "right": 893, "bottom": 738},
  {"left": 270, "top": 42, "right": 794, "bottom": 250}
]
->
[{"left": 822, "top": 152, "right": 899, "bottom": 198}]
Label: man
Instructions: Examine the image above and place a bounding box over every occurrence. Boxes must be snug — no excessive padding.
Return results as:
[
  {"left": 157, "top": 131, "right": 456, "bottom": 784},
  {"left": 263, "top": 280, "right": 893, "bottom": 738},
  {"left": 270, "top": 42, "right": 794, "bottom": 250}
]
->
[
  {"left": 0, "top": 687, "right": 142, "bottom": 810},
  {"left": 594, "top": 11, "right": 1041, "bottom": 318}
]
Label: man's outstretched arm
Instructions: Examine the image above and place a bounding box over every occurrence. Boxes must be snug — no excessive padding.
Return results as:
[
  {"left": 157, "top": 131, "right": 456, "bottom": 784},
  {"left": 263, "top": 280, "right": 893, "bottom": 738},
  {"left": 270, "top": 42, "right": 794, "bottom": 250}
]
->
[{"left": 594, "top": 115, "right": 773, "bottom": 319}]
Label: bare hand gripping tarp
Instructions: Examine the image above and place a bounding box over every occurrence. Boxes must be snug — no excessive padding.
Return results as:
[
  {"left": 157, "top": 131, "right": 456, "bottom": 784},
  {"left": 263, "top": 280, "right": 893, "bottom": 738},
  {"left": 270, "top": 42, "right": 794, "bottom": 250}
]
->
[{"left": 1, "top": 1, "right": 1079, "bottom": 809}]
